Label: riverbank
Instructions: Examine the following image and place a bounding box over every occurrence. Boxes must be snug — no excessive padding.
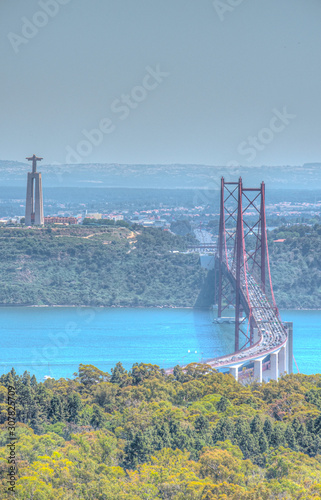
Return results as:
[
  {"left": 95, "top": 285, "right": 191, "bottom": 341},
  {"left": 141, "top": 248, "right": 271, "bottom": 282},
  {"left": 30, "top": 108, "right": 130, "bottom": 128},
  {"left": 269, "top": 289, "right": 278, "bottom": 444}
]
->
[
  {"left": 0, "top": 304, "right": 195, "bottom": 309},
  {"left": 0, "top": 304, "right": 318, "bottom": 312}
]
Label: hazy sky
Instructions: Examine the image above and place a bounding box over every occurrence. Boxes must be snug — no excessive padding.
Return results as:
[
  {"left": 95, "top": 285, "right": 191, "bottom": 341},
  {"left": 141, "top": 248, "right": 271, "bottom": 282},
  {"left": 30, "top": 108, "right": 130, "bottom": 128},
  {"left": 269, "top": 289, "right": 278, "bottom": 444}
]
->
[{"left": 2, "top": 0, "right": 321, "bottom": 166}]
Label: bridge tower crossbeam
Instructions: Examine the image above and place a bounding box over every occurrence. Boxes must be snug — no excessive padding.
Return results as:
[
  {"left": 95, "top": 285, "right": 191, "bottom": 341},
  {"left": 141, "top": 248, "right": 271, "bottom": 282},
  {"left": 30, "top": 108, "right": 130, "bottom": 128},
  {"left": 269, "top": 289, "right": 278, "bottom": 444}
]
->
[{"left": 216, "top": 177, "right": 278, "bottom": 352}]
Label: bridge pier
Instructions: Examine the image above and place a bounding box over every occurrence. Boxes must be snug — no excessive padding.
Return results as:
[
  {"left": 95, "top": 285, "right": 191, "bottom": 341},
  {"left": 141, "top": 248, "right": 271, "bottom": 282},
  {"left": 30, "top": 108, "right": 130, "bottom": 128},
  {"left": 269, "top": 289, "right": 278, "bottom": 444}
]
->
[
  {"left": 254, "top": 359, "right": 263, "bottom": 383},
  {"left": 229, "top": 366, "right": 239, "bottom": 381},
  {"left": 229, "top": 363, "right": 243, "bottom": 382},
  {"left": 278, "top": 345, "right": 287, "bottom": 376},
  {"left": 270, "top": 352, "right": 279, "bottom": 381},
  {"left": 284, "top": 322, "right": 293, "bottom": 374}
]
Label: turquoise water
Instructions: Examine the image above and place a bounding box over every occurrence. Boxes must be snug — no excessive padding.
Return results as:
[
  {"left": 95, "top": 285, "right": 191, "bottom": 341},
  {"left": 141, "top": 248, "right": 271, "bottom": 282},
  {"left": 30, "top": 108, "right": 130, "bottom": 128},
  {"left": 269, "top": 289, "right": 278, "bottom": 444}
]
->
[
  {"left": 281, "top": 310, "right": 321, "bottom": 377},
  {"left": 0, "top": 307, "right": 319, "bottom": 380}
]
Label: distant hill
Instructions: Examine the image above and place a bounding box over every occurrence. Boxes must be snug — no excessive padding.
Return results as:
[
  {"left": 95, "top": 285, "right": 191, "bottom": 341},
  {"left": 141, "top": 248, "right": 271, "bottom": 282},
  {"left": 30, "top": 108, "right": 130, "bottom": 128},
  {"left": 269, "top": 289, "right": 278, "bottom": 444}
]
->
[
  {"left": 0, "top": 225, "right": 210, "bottom": 308},
  {"left": 0, "top": 223, "right": 320, "bottom": 309},
  {"left": 269, "top": 224, "right": 321, "bottom": 309},
  {"left": 1, "top": 160, "right": 321, "bottom": 189}
]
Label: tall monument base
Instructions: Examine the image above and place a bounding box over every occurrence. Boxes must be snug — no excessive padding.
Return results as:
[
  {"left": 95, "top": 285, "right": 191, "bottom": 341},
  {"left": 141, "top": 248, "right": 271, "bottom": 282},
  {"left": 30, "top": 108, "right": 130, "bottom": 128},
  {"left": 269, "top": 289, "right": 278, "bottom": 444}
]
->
[{"left": 25, "top": 155, "right": 44, "bottom": 226}]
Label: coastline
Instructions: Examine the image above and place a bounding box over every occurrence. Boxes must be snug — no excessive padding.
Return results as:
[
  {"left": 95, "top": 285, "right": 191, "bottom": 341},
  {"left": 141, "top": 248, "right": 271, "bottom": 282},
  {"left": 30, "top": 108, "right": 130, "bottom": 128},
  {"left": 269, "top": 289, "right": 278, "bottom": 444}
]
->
[
  {"left": 0, "top": 304, "right": 318, "bottom": 311},
  {"left": 0, "top": 304, "right": 195, "bottom": 309}
]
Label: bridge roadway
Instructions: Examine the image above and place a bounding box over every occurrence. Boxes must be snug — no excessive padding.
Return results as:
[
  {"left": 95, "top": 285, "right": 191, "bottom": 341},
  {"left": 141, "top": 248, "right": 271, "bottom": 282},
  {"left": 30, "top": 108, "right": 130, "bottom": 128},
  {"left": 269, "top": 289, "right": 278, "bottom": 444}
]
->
[{"left": 167, "top": 261, "right": 288, "bottom": 383}]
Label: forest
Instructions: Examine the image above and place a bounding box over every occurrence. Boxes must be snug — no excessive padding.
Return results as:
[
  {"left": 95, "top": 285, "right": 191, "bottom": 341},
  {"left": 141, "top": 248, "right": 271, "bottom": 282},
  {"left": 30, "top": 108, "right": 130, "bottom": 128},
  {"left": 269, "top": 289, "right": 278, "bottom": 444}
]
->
[
  {"left": 1, "top": 364, "right": 321, "bottom": 498},
  {"left": 0, "top": 223, "right": 320, "bottom": 308},
  {"left": 0, "top": 225, "right": 207, "bottom": 308},
  {"left": 268, "top": 224, "right": 321, "bottom": 308}
]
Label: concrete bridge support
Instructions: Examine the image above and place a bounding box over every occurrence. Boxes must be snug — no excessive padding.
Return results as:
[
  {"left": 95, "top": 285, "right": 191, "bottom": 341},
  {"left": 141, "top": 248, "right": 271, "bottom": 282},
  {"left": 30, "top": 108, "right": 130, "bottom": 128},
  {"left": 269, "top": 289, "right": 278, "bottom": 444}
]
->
[
  {"left": 229, "top": 363, "right": 243, "bottom": 382},
  {"left": 254, "top": 359, "right": 263, "bottom": 383},
  {"left": 270, "top": 352, "right": 279, "bottom": 381},
  {"left": 278, "top": 345, "right": 287, "bottom": 376},
  {"left": 284, "top": 323, "right": 293, "bottom": 374},
  {"left": 229, "top": 366, "right": 239, "bottom": 382}
]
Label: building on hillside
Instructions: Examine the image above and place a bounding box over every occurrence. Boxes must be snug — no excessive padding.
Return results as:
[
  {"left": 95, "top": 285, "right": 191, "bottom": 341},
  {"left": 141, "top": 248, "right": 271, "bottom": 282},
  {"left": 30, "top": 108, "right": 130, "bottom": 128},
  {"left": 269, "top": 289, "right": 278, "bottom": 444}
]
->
[
  {"left": 102, "top": 214, "right": 124, "bottom": 221},
  {"left": 86, "top": 213, "right": 102, "bottom": 220},
  {"left": 44, "top": 216, "right": 78, "bottom": 225},
  {"left": 154, "top": 219, "right": 168, "bottom": 227}
]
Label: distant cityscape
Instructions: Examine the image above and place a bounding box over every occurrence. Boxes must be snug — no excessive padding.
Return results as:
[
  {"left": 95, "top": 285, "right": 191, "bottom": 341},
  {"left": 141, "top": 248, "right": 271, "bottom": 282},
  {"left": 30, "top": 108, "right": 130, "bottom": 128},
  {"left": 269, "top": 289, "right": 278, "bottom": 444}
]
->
[
  {"left": 1, "top": 158, "right": 321, "bottom": 231},
  {"left": 1, "top": 196, "right": 321, "bottom": 231}
]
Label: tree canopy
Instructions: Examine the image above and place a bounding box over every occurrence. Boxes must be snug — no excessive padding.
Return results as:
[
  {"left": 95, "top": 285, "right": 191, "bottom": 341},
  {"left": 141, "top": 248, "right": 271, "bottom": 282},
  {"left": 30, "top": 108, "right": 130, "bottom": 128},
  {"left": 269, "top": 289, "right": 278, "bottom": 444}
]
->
[{"left": 1, "top": 364, "right": 321, "bottom": 498}]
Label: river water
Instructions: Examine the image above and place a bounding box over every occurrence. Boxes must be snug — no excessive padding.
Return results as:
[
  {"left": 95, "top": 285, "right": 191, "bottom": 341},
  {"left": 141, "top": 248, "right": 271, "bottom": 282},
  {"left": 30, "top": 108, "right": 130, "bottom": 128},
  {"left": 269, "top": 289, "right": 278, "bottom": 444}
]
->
[{"left": 0, "top": 307, "right": 318, "bottom": 380}]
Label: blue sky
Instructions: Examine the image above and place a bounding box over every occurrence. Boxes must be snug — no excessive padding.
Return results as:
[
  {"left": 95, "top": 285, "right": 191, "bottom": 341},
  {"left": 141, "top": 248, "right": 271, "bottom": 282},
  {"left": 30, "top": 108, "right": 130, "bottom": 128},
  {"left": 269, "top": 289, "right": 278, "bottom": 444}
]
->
[{"left": 2, "top": 0, "right": 321, "bottom": 166}]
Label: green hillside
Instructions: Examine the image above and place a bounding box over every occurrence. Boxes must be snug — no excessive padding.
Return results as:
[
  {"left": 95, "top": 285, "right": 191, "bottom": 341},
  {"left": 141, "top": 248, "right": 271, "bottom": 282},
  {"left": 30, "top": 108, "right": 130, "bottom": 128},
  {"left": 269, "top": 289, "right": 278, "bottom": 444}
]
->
[
  {"left": 269, "top": 224, "right": 321, "bottom": 309},
  {"left": 0, "top": 223, "right": 320, "bottom": 309},
  {"left": 0, "top": 225, "right": 208, "bottom": 307}
]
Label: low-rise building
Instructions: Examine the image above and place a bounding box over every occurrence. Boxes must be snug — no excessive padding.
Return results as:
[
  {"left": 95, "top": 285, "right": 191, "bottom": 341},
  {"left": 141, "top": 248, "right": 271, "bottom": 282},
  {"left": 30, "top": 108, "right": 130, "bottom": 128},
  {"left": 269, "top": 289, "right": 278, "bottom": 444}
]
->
[{"left": 44, "top": 216, "right": 78, "bottom": 225}]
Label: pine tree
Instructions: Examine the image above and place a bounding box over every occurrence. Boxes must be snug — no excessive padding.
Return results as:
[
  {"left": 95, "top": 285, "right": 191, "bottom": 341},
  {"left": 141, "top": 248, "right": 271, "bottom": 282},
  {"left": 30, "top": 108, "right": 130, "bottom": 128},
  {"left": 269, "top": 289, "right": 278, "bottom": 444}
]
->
[
  {"left": 291, "top": 416, "right": 301, "bottom": 435},
  {"left": 251, "top": 414, "right": 263, "bottom": 434},
  {"left": 234, "top": 418, "right": 252, "bottom": 456},
  {"left": 213, "top": 418, "right": 234, "bottom": 443},
  {"left": 171, "top": 422, "right": 194, "bottom": 451},
  {"left": 155, "top": 422, "right": 172, "bottom": 449},
  {"left": 284, "top": 424, "right": 297, "bottom": 450},
  {"left": 195, "top": 414, "right": 210, "bottom": 434},
  {"left": 124, "top": 428, "right": 155, "bottom": 468},
  {"left": 312, "top": 435, "right": 321, "bottom": 456},
  {"left": 263, "top": 418, "right": 273, "bottom": 441},
  {"left": 217, "top": 395, "right": 230, "bottom": 412},
  {"left": 48, "top": 395, "right": 64, "bottom": 423},
  {"left": 110, "top": 362, "right": 129, "bottom": 386},
  {"left": 22, "top": 371, "right": 31, "bottom": 386},
  {"left": 67, "top": 393, "right": 82, "bottom": 423},
  {"left": 270, "top": 425, "right": 285, "bottom": 449},
  {"left": 90, "top": 404, "right": 106, "bottom": 430},
  {"left": 258, "top": 431, "right": 269, "bottom": 454}
]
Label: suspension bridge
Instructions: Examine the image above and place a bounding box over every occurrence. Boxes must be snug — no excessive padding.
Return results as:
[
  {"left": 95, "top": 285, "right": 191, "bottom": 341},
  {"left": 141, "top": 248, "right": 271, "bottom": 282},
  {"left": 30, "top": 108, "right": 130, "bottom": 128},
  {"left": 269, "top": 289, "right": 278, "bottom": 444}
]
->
[{"left": 175, "top": 178, "right": 292, "bottom": 383}]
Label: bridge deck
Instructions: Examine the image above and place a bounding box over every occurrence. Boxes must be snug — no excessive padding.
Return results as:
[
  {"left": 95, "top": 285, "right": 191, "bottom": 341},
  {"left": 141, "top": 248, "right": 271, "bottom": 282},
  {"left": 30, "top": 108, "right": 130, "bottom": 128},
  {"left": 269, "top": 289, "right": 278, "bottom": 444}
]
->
[{"left": 166, "top": 261, "right": 287, "bottom": 375}]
